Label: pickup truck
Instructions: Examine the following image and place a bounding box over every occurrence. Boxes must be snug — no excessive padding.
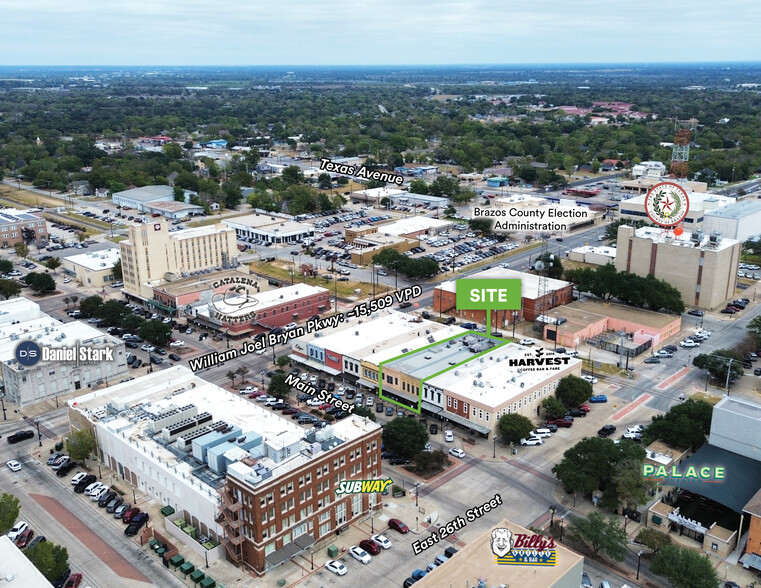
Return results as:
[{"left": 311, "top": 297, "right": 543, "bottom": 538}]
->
[{"left": 238, "top": 386, "right": 259, "bottom": 394}]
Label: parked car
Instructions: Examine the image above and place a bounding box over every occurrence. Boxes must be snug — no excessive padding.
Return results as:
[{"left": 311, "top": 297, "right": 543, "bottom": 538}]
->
[
  {"left": 27, "top": 535, "right": 46, "bottom": 550},
  {"left": 686, "top": 309, "right": 704, "bottom": 317},
  {"left": 520, "top": 436, "right": 543, "bottom": 446},
  {"left": 444, "top": 430, "right": 454, "bottom": 442},
  {"left": 518, "top": 338, "right": 534, "bottom": 345},
  {"left": 56, "top": 461, "right": 76, "bottom": 477},
  {"left": 106, "top": 497, "right": 124, "bottom": 513},
  {"left": 449, "top": 447, "right": 465, "bottom": 458},
  {"left": 122, "top": 507, "right": 141, "bottom": 523},
  {"left": 70, "top": 472, "right": 88, "bottom": 485},
  {"left": 589, "top": 395, "right": 608, "bottom": 403},
  {"left": 98, "top": 491, "right": 117, "bottom": 508},
  {"left": 124, "top": 512, "right": 149, "bottom": 536},
  {"left": 51, "top": 568, "right": 71, "bottom": 588},
  {"left": 15, "top": 528, "right": 34, "bottom": 548},
  {"left": 74, "top": 474, "right": 97, "bottom": 493},
  {"left": 349, "top": 545, "right": 372, "bottom": 564},
  {"left": 598, "top": 425, "right": 617, "bottom": 438},
  {"left": 644, "top": 357, "right": 661, "bottom": 364},
  {"left": 63, "top": 572, "right": 83, "bottom": 588},
  {"left": 388, "top": 518, "right": 409, "bottom": 534},
  {"left": 581, "top": 375, "right": 598, "bottom": 384},
  {"left": 371, "top": 533, "right": 392, "bottom": 549},
  {"left": 679, "top": 340, "right": 700, "bottom": 348},
  {"left": 359, "top": 539, "right": 381, "bottom": 555},
  {"left": 114, "top": 504, "right": 130, "bottom": 519},
  {"left": 7, "top": 521, "right": 29, "bottom": 542},
  {"left": 325, "top": 560, "right": 347, "bottom": 576}
]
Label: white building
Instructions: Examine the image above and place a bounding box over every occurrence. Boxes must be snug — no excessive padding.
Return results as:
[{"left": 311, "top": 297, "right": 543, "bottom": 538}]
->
[
  {"left": 618, "top": 190, "right": 735, "bottom": 228},
  {"left": 349, "top": 187, "right": 406, "bottom": 205},
  {"left": 0, "top": 298, "right": 128, "bottom": 406},
  {"left": 567, "top": 245, "right": 617, "bottom": 265},
  {"left": 61, "top": 247, "right": 121, "bottom": 287},
  {"left": 0, "top": 535, "right": 55, "bottom": 586},
  {"left": 703, "top": 199, "right": 761, "bottom": 242},
  {"left": 223, "top": 214, "right": 315, "bottom": 245},
  {"left": 111, "top": 185, "right": 174, "bottom": 211},
  {"left": 631, "top": 161, "right": 667, "bottom": 178}
]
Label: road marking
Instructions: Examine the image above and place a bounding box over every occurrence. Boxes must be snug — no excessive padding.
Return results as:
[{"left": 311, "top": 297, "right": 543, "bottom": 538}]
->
[
  {"left": 656, "top": 367, "right": 689, "bottom": 390},
  {"left": 612, "top": 393, "right": 652, "bottom": 421}
]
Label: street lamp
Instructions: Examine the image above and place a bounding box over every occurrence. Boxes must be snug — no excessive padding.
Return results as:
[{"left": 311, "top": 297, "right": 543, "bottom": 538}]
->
[
  {"left": 636, "top": 550, "right": 643, "bottom": 580},
  {"left": 549, "top": 505, "right": 556, "bottom": 529},
  {"left": 512, "top": 311, "right": 518, "bottom": 338},
  {"left": 35, "top": 419, "right": 42, "bottom": 447},
  {"left": 0, "top": 393, "right": 7, "bottom": 421},
  {"left": 560, "top": 515, "right": 565, "bottom": 542},
  {"left": 415, "top": 482, "right": 420, "bottom": 507},
  {"left": 553, "top": 317, "right": 560, "bottom": 350},
  {"left": 492, "top": 434, "right": 497, "bottom": 459},
  {"left": 624, "top": 514, "right": 629, "bottom": 531}
]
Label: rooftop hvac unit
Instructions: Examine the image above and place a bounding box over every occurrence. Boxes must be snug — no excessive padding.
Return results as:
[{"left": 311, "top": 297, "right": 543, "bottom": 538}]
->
[
  {"left": 477, "top": 372, "right": 482, "bottom": 378},
  {"left": 520, "top": 382, "right": 525, "bottom": 388},
  {"left": 355, "top": 331, "right": 359, "bottom": 336},
  {"left": 478, "top": 381, "right": 484, "bottom": 388},
  {"left": 454, "top": 370, "right": 459, "bottom": 376},
  {"left": 473, "top": 380, "right": 478, "bottom": 386}
]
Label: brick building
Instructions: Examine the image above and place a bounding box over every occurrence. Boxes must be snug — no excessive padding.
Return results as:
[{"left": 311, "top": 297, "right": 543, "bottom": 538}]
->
[{"left": 0, "top": 208, "right": 47, "bottom": 248}]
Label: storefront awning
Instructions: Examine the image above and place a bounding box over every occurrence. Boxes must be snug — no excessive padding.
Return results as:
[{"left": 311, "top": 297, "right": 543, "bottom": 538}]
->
[
  {"left": 421, "top": 401, "right": 443, "bottom": 415},
  {"left": 356, "top": 379, "right": 378, "bottom": 390},
  {"left": 440, "top": 410, "right": 491, "bottom": 435},
  {"left": 265, "top": 534, "right": 315, "bottom": 569},
  {"left": 287, "top": 355, "right": 341, "bottom": 376},
  {"left": 741, "top": 552, "right": 761, "bottom": 571}
]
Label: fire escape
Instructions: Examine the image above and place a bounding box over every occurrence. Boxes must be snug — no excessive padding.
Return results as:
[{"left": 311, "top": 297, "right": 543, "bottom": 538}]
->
[{"left": 216, "top": 484, "right": 244, "bottom": 565}]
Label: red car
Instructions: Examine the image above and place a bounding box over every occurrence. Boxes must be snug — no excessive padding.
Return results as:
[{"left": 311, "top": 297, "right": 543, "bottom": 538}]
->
[
  {"left": 578, "top": 404, "right": 591, "bottom": 413},
  {"left": 319, "top": 403, "right": 333, "bottom": 410},
  {"left": 547, "top": 418, "right": 573, "bottom": 428},
  {"left": 248, "top": 391, "right": 263, "bottom": 399},
  {"left": 122, "top": 507, "right": 141, "bottom": 523},
  {"left": 388, "top": 518, "right": 409, "bottom": 534},
  {"left": 15, "top": 528, "right": 34, "bottom": 548},
  {"left": 64, "top": 573, "right": 83, "bottom": 588},
  {"left": 359, "top": 539, "right": 381, "bottom": 555}
]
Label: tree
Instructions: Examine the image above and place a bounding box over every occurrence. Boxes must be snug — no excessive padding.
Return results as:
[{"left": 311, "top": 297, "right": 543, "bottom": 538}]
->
[
  {"left": 95, "top": 300, "right": 129, "bottom": 327},
  {"left": 650, "top": 545, "right": 719, "bottom": 588},
  {"left": 352, "top": 406, "right": 377, "bottom": 422},
  {"left": 555, "top": 375, "right": 592, "bottom": 407},
  {"left": 283, "top": 184, "right": 320, "bottom": 215},
  {"left": 26, "top": 541, "right": 70, "bottom": 583},
  {"left": 276, "top": 355, "right": 290, "bottom": 369},
  {"left": 552, "top": 437, "right": 620, "bottom": 495},
  {"left": 0, "top": 278, "right": 22, "bottom": 300},
  {"left": 429, "top": 176, "right": 461, "bottom": 198},
  {"left": 692, "top": 350, "right": 744, "bottom": 382},
  {"left": 69, "top": 295, "right": 78, "bottom": 308},
  {"left": 372, "top": 248, "right": 407, "bottom": 272},
  {"left": 139, "top": 320, "right": 172, "bottom": 345},
  {"left": 268, "top": 372, "right": 291, "bottom": 398},
  {"left": 235, "top": 366, "right": 249, "bottom": 384},
  {"left": 412, "top": 450, "right": 450, "bottom": 475},
  {"left": 612, "top": 457, "right": 654, "bottom": 510},
  {"left": 0, "top": 492, "right": 21, "bottom": 535},
  {"left": 112, "top": 259, "right": 123, "bottom": 281},
  {"left": 0, "top": 259, "right": 13, "bottom": 274},
  {"left": 496, "top": 413, "right": 534, "bottom": 444},
  {"left": 226, "top": 370, "right": 238, "bottom": 388},
  {"left": 66, "top": 429, "right": 97, "bottom": 465},
  {"left": 534, "top": 252, "right": 564, "bottom": 280},
  {"left": 123, "top": 314, "right": 144, "bottom": 332},
  {"left": 468, "top": 218, "right": 493, "bottom": 235},
  {"left": 173, "top": 185, "right": 185, "bottom": 201},
  {"left": 281, "top": 165, "right": 305, "bottom": 187},
  {"left": 747, "top": 315, "right": 761, "bottom": 345},
  {"left": 382, "top": 417, "right": 428, "bottom": 459},
  {"left": 568, "top": 511, "right": 627, "bottom": 561},
  {"left": 635, "top": 528, "right": 672, "bottom": 556},
  {"left": 79, "top": 295, "right": 104, "bottom": 318},
  {"left": 162, "top": 142, "right": 183, "bottom": 159},
  {"left": 14, "top": 242, "right": 29, "bottom": 259},
  {"left": 222, "top": 182, "right": 243, "bottom": 209},
  {"left": 78, "top": 232, "right": 88, "bottom": 243},
  {"left": 541, "top": 396, "right": 566, "bottom": 419},
  {"left": 44, "top": 257, "right": 61, "bottom": 272},
  {"left": 642, "top": 399, "right": 713, "bottom": 451},
  {"left": 408, "top": 178, "right": 429, "bottom": 195},
  {"left": 23, "top": 272, "right": 56, "bottom": 295},
  {"left": 317, "top": 173, "right": 333, "bottom": 190}
]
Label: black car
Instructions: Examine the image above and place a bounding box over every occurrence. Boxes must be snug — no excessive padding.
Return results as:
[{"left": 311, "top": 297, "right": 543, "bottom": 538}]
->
[
  {"left": 566, "top": 408, "right": 586, "bottom": 418},
  {"left": 125, "top": 341, "right": 138, "bottom": 349},
  {"left": 598, "top": 424, "right": 616, "bottom": 438},
  {"left": 131, "top": 359, "right": 143, "bottom": 368},
  {"left": 155, "top": 348, "right": 167, "bottom": 355},
  {"left": 7, "top": 430, "right": 35, "bottom": 444},
  {"left": 149, "top": 355, "right": 163, "bottom": 365},
  {"left": 296, "top": 393, "right": 312, "bottom": 401},
  {"left": 98, "top": 491, "right": 117, "bottom": 508},
  {"left": 271, "top": 403, "right": 289, "bottom": 410},
  {"left": 686, "top": 309, "right": 704, "bottom": 317},
  {"left": 168, "top": 353, "right": 181, "bottom": 361},
  {"left": 544, "top": 423, "right": 558, "bottom": 433},
  {"left": 270, "top": 327, "right": 284, "bottom": 335},
  {"left": 125, "top": 512, "right": 149, "bottom": 536},
  {"left": 644, "top": 357, "right": 661, "bottom": 364},
  {"left": 376, "top": 403, "right": 384, "bottom": 413},
  {"left": 327, "top": 382, "right": 335, "bottom": 392},
  {"left": 389, "top": 457, "right": 410, "bottom": 466},
  {"left": 56, "top": 462, "right": 76, "bottom": 477},
  {"left": 429, "top": 424, "right": 439, "bottom": 435},
  {"left": 662, "top": 345, "right": 678, "bottom": 353},
  {"left": 74, "top": 474, "right": 97, "bottom": 493},
  {"left": 51, "top": 568, "right": 71, "bottom": 588}
]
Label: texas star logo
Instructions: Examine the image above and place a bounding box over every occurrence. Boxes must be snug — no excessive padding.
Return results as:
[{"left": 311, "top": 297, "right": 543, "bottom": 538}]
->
[
  {"left": 491, "top": 528, "right": 558, "bottom": 566},
  {"left": 644, "top": 182, "right": 690, "bottom": 227}
]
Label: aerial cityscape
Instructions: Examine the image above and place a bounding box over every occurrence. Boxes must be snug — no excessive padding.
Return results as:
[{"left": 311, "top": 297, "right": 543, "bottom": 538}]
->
[{"left": 1, "top": 3, "right": 761, "bottom": 588}]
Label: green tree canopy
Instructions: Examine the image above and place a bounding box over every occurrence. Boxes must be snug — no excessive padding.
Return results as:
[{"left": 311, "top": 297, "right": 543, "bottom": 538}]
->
[
  {"left": 66, "top": 429, "right": 97, "bottom": 465},
  {"left": 650, "top": 545, "right": 719, "bottom": 588},
  {"left": 0, "top": 493, "right": 21, "bottom": 535},
  {"left": 408, "top": 178, "right": 429, "bottom": 194},
  {"left": 14, "top": 242, "right": 29, "bottom": 259},
  {"left": 352, "top": 406, "right": 377, "bottom": 422},
  {"left": 568, "top": 511, "right": 627, "bottom": 561},
  {"left": 138, "top": 320, "right": 172, "bottom": 345},
  {"left": 555, "top": 375, "right": 592, "bottom": 407},
  {"left": 635, "top": 528, "right": 672, "bottom": 555},
  {"left": 642, "top": 399, "right": 713, "bottom": 451},
  {"left": 0, "top": 259, "right": 12, "bottom": 274},
  {"left": 534, "top": 252, "right": 564, "bottom": 280},
  {"left": 23, "top": 272, "right": 56, "bottom": 295},
  {"left": 268, "top": 372, "right": 291, "bottom": 398},
  {"left": 692, "top": 350, "right": 745, "bottom": 382},
  {"left": 0, "top": 279, "right": 22, "bottom": 300},
  {"left": 382, "top": 417, "right": 428, "bottom": 459},
  {"left": 79, "top": 295, "right": 104, "bottom": 317},
  {"left": 95, "top": 299, "right": 129, "bottom": 327},
  {"left": 541, "top": 396, "right": 566, "bottom": 419},
  {"left": 112, "top": 259, "right": 123, "bottom": 280},
  {"left": 496, "top": 413, "right": 534, "bottom": 444},
  {"left": 26, "top": 541, "right": 70, "bottom": 583},
  {"left": 44, "top": 257, "right": 62, "bottom": 272},
  {"left": 276, "top": 355, "right": 290, "bottom": 369}
]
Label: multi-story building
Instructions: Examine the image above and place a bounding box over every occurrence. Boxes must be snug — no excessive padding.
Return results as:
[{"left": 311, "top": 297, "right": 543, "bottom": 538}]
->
[
  {"left": 119, "top": 219, "right": 239, "bottom": 300},
  {"left": 702, "top": 199, "right": 761, "bottom": 242},
  {"left": 68, "top": 366, "right": 382, "bottom": 576},
  {"left": 618, "top": 189, "right": 732, "bottom": 227},
  {"left": 631, "top": 160, "right": 667, "bottom": 178},
  {"left": 223, "top": 214, "right": 314, "bottom": 246},
  {"left": 615, "top": 225, "right": 741, "bottom": 309},
  {"left": 434, "top": 267, "right": 573, "bottom": 324},
  {"left": 0, "top": 208, "right": 47, "bottom": 248},
  {"left": 0, "top": 298, "right": 127, "bottom": 406},
  {"left": 61, "top": 247, "right": 121, "bottom": 287}
]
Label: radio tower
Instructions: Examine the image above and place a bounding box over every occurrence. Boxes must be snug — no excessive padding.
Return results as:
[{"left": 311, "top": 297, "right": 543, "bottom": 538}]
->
[
  {"left": 532, "top": 238, "right": 551, "bottom": 334},
  {"left": 670, "top": 118, "right": 698, "bottom": 178}
]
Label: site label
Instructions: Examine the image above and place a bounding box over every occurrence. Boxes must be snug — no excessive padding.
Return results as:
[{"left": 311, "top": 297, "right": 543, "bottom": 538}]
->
[{"left": 455, "top": 279, "right": 521, "bottom": 310}]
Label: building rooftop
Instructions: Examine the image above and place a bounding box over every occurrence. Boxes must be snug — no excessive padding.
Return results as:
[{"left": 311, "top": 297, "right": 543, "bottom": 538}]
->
[
  {"left": 64, "top": 247, "right": 120, "bottom": 271},
  {"left": 0, "top": 535, "right": 57, "bottom": 587},
  {"left": 705, "top": 198, "right": 761, "bottom": 220},
  {"left": 170, "top": 223, "right": 235, "bottom": 241},
  {"left": 223, "top": 214, "right": 313, "bottom": 234},
  {"left": 373, "top": 216, "right": 451, "bottom": 236},
  {"left": 144, "top": 201, "right": 204, "bottom": 212},
  {"left": 621, "top": 189, "right": 732, "bottom": 210},
  {"left": 630, "top": 225, "right": 738, "bottom": 253},
  {"left": 70, "top": 366, "right": 380, "bottom": 492},
  {"left": 414, "top": 519, "right": 583, "bottom": 588},
  {"left": 569, "top": 245, "right": 617, "bottom": 258},
  {"left": 353, "top": 233, "right": 410, "bottom": 248},
  {"left": 149, "top": 268, "right": 253, "bottom": 296},
  {"left": 438, "top": 267, "right": 571, "bottom": 299},
  {"left": 0, "top": 298, "right": 44, "bottom": 325},
  {"left": 713, "top": 396, "right": 761, "bottom": 422},
  {"left": 548, "top": 299, "right": 679, "bottom": 330},
  {"left": 350, "top": 187, "right": 406, "bottom": 199},
  {"left": 194, "top": 284, "right": 328, "bottom": 319},
  {"left": 0, "top": 208, "right": 42, "bottom": 223},
  {"left": 112, "top": 185, "right": 173, "bottom": 202}
]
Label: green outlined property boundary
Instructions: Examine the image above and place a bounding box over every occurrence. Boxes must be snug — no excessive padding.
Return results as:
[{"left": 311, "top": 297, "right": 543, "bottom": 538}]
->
[{"left": 378, "top": 332, "right": 512, "bottom": 414}]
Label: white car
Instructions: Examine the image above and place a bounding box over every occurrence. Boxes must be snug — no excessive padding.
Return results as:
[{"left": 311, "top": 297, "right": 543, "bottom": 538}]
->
[
  {"left": 285, "top": 322, "right": 298, "bottom": 330},
  {"left": 366, "top": 397, "right": 374, "bottom": 406},
  {"left": 7, "top": 521, "right": 28, "bottom": 541},
  {"left": 169, "top": 340, "right": 184, "bottom": 347},
  {"left": 6, "top": 460, "right": 22, "bottom": 472},
  {"left": 306, "top": 398, "right": 322, "bottom": 407},
  {"left": 349, "top": 545, "right": 372, "bottom": 564},
  {"left": 449, "top": 447, "right": 465, "bottom": 458},
  {"left": 141, "top": 344, "right": 155, "bottom": 352},
  {"left": 581, "top": 375, "right": 598, "bottom": 384},
  {"left": 309, "top": 375, "right": 318, "bottom": 383},
  {"left": 371, "top": 533, "right": 392, "bottom": 549},
  {"left": 71, "top": 472, "right": 87, "bottom": 485},
  {"left": 255, "top": 349, "right": 266, "bottom": 355},
  {"left": 565, "top": 350, "right": 580, "bottom": 357},
  {"left": 520, "top": 436, "right": 543, "bottom": 446},
  {"left": 162, "top": 317, "right": 172, "bottom": 324},
  {"left": 695, "top": 330, "right": 712, "bottom": 337},
  {"left": 518, "top": 338, "right": 534, "bottom": 346},
  {"left": 325, "top": 560, "right": 347, "bottom": 576},
  {"left": 679, "top": 340, "right": 700, "bottom": 348},
  {"left": 627, "top": 425, "right": 646, "bottom": 434},
  {"left": 63, "top": 277, "right": 72, "bottom": 283},
  {"left": 84, "top": 481, "right": 104, "bottom": 495},
  {"left": 444, "top": 430, "right": 454, "bottom": 442}
]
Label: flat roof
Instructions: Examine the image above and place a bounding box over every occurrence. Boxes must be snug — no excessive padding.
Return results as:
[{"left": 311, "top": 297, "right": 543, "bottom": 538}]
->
[
  {"left": 713, "top": 396, "right": 761, "bottom": 422},
  {"left": 415, "top": 519, "right": 582, "bottom": 588},
  {"left": 354, "top": 234, "right": 409, "bottom": 247},
  {"left": 0, "top": 535, "right": 57, "bottom": 586},
  {"left": 64, "top": 247, "right": 120, "bottom": 271},
  {"left": 151, "top": 269, "right": 253, "bottom": 296},
  {"left": 426, "top": 342, "right": 580, "bottom": 407},
  {"left": 171, "top": 223, "right": 234, "bottom": 241},
  {"left": 195, "top": 284, "right": 328, "bottom": 318},
  {"left": 551, "top": 299, "right": 680, "bottom": 330},
  {"left": 383, "top": 334, "right": 500, "bottom": 380},
  {"left": 0, "top": 298, "right": 44, "bottom": 325},
  {"left": 224, "top": 214, "right": 311, "bottom": 230},
  {"left": 705, "top": 199, "right": 761, "bottom": 220},
  {"left": 621, "top": 190, "right": 734, "bottom": 211},
  {"left": 438, "top": 267, "right": 571, "bottom": 299},
  {"left": 350, "top": 187, "right": 406, "bottom": 199},
  {"left": 71, "top": 366, "right": 380, "bottom": 489},
  {"left": 112, "top": 185, "right": 173, "bottom": 202},
  {"left": 495, "top": 193, "right": 544, "bottom": 205},
  {"left": 570, "top": 245, "right": 617, "bottom": 257},
  {"left": 374, "top": 216, "right": 452, "bottom": 236},
  {"left": 630, "top": 225, "right": 738, "bottom": 253},
  {"left": 0, "top": 208, "right": 42, "bottom": 223},
  {"left": 144, "top": 201, "right": 204, "bottom": 212}
]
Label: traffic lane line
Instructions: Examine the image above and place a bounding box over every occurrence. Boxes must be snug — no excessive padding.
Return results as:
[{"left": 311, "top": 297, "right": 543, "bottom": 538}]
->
[
  {"left": 656, "top": 366, "right": 689, "bottom": 389},
  {"left": 612, "top": 393, "right": 652, "bottom": 421},
  {"left": 29, "top": 493, "right": 153, "bottom": 584}
]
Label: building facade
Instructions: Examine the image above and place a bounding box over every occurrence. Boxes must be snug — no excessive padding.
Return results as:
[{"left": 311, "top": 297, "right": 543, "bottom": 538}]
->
[
  {"left": 111, "top": 185, "right": 175, "bottom": 211},
  {"left": 615, "top": 225, "right": 741, "bottom": 309},
  {"left": 223, "top": 214, "right": 314, "bottom": 246},
  {"left": 0, "top": 208, "right": 47, "bottom": 248},
  {"left": 119, "top": 219, "right": 239, "bottom": 300},
  {"left": 702, "top": 199, "right": 761, "bottom": 242},
  {"left": 61, "top": 248, "right": 121, "bottom": 287}
]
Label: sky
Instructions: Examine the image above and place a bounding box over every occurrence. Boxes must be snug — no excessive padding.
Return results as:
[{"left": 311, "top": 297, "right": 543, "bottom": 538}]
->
[{"left": 0, "top": 0, "right": 759, "bottom": 66}]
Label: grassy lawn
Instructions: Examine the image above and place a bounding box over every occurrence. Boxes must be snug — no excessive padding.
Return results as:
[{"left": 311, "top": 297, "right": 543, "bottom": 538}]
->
[
  {"left": 0, "top": 184, "right": 62, "bottom": 208},
  {"left": 690, "top": 391, "right": 722, "bottom": 405},
  {"left": 106, "top": 235, "right": 128, "bottom": 243},
  {"left": 248, "top": 260, "right": 392, "bottom": 299},
  {"left": 581, "top": 358, "right": 631, "bottom": 377}
]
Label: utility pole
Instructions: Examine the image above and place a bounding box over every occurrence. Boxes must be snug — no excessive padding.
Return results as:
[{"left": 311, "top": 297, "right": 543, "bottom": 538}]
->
[{"left": 725, "top": 358, "right": 734, "bottom": 395}]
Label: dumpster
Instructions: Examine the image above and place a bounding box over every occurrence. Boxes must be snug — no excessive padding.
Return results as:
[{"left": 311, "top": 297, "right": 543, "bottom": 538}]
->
[{"left": 179, "top": 562, "right": 195, "bottom": 576}]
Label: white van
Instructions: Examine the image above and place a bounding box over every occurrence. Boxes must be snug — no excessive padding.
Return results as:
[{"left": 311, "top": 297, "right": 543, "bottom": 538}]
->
[{"left": 532, "top": 429, "right": 552, "bottom": 439}]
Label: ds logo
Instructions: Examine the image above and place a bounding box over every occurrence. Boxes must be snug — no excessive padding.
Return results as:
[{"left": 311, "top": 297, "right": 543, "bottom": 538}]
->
[{"left": 15, "top": 341, "right": 42, "bottom": 367}]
